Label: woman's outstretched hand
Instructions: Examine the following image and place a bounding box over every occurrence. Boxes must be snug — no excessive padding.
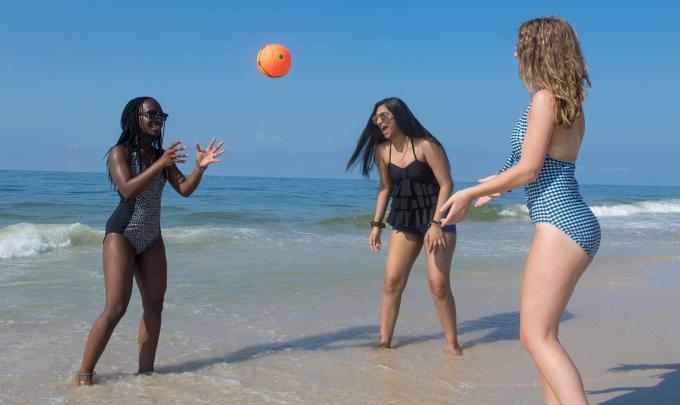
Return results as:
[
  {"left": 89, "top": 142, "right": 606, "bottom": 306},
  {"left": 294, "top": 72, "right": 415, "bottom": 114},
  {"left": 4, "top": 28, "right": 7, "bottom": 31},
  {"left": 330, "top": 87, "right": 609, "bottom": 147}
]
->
[
  {"left": 160, "top": 140, "right": 189, "bottom": 168},
  {"left": 440, "top": 189, "right": 474, "bottom": 225},
  {"left": 196, "top": 137, "right": 225, "bottom": 169},
  {"left": 474, "top": 175, "right": 502, "bottom": 208}
]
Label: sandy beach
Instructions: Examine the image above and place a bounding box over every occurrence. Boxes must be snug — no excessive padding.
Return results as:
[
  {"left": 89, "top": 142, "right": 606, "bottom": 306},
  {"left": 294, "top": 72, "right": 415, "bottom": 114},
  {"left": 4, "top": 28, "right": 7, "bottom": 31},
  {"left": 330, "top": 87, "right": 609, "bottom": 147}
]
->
[{"left": 2, "top": 240, "right": 679, "bottom": 404}]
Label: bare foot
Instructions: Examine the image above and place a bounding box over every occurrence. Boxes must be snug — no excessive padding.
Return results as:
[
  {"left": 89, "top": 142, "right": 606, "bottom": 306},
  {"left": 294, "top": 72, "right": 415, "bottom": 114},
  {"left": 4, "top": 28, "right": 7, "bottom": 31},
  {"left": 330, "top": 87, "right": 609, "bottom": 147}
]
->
[
  {"left": 75, "top": 371, "right": 94, "bottom": 386},
  {"left": 378, "top": 342, "right": 391, "bottom": 349},
  {"left": 447, "top": 343, "right": 462, "bottom": 355}
]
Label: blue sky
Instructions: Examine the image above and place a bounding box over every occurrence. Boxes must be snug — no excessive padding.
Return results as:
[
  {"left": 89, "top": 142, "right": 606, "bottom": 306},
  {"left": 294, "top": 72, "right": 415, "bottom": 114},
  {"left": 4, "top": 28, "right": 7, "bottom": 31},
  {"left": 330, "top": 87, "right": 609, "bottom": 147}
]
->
[{"left": 1, "top": 1, "right": 678, "bottom": 185}]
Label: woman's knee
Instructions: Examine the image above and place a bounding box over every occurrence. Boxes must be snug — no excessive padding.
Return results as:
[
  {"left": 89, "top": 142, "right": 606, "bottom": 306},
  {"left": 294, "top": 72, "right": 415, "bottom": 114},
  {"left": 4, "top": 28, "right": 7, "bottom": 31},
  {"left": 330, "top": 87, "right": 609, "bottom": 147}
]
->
[
  {"left": 519, "top": 323, "right": 556, "bottom": 355},
  {"left": 428, "top": 279, "right": 451, "bottom": 300},
  {"left": 102, "top": 302, "right": 128, "bottom": 324},
  {"left": 142, "top": 294, "right": 165, "bottom": 315},
  {"left": 383, "top": 276, "right": 406, "bottom": 296}
]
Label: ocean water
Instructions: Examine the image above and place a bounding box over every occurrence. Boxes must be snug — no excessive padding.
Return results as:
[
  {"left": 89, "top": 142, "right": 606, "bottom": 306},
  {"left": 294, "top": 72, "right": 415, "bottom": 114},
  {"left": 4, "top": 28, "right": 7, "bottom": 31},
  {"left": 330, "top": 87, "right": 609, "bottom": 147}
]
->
[{"left": 1, "top": 170, "right": 680, "bottom": 404}]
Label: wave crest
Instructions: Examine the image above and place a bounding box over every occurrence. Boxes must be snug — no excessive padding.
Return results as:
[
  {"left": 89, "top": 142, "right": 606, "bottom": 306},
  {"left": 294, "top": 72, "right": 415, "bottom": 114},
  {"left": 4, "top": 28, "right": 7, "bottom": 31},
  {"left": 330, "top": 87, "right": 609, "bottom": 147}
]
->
[
  {"left": 591, "top": 199, "right": 680, "bottom": 217},
  {"left": 0, "top": 223, "right": 102, "bottom": 259}
]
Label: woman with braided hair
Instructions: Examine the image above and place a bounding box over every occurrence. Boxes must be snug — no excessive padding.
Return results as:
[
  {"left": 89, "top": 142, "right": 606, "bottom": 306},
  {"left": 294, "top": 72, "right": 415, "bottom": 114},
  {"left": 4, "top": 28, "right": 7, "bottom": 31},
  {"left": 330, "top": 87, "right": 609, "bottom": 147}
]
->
[{"left": 77, "top": 97, "right": 224, "bottom": 385}]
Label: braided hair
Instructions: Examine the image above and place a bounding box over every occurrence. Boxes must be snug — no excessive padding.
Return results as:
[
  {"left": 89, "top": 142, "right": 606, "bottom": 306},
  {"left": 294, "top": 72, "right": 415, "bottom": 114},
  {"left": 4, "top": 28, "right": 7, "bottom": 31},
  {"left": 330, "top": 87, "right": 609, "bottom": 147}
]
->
[{"left": 106, "top": 97, "right": 165, "bottom": 183}]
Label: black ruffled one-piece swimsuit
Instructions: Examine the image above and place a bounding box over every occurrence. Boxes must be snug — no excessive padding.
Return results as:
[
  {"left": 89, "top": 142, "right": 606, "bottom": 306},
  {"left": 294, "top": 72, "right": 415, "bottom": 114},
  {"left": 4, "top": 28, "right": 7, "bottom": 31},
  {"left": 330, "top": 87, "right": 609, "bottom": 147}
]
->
[
  {"left": 105, "top": 149, "right": 166, "bottom": 254},
  {"left": 386, "top": 138, "right": 456, "bottom": 235}
]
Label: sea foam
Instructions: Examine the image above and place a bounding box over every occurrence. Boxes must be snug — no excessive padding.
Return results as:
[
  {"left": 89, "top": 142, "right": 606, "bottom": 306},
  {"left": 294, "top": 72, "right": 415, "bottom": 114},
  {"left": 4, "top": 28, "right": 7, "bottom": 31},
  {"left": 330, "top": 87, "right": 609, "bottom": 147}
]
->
[
  {"left": 0, "top": 223, "right": 100, "bottom": 259},
  {"left": 590, "top": 199, "right": 680, "bottom": 217}
]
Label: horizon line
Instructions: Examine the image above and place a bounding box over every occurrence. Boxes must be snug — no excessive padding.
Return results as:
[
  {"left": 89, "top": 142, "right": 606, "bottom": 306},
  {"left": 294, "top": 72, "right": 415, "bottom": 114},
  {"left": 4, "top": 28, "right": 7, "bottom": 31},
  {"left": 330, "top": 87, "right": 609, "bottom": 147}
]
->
[{"left": 1, "top": 168, "right": 679, "bottom": 188}]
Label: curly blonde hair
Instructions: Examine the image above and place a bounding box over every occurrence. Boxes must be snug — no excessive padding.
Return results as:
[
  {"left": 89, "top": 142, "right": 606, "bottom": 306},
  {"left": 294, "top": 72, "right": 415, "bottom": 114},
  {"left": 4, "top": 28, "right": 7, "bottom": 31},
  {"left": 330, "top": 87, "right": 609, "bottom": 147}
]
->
[{"left": 517, "top": 17, "right": 590, "bottom": 128}]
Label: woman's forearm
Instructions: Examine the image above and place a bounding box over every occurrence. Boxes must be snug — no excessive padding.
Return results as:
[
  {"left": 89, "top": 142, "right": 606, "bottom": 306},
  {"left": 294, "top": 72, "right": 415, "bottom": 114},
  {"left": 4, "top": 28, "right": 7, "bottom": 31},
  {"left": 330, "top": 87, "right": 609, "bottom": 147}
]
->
[
  {"left": 434, "top": 182, "right": 453, "bottom": 221},
  {"left": 116, "top": 160, "right": 167, "bottom": 200},
  {"left": 373, "top": 187, "right": 391, "bottom": 222},
  {"left": 175, "top": 166, "right": 206, "bottom": 197},
  {"left": 468, "top": 164, "right": 537, "bottom": 199}
]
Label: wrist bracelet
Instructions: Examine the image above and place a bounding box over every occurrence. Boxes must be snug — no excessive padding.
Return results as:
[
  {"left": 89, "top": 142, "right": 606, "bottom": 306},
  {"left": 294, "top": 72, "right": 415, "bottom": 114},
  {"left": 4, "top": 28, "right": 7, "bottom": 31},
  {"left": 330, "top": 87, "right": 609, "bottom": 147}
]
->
[
  {"left": 370, "top": 221, "right": 386, "bottom": 229},
  {"left": 196, "top": 165, "right": 207, "bottom": 173},
  {"left": 430, "top": 219, "right": 443, "bottom": 227}
]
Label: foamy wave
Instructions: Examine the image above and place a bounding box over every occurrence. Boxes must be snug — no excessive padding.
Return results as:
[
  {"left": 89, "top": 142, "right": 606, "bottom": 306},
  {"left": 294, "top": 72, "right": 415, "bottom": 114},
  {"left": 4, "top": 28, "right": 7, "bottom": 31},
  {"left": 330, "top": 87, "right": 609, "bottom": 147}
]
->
[
  {"left": 474, "top": 200, "right": 680, "bottom": 220},
  {"left": 591, "top": 200, "right": 680, "bottom": 217},
  {"left": 497, "top": 205, "right": 530, "bottom": 218},
  {"left": 0, "top": 223, "right": 102, "bottom": 259},
  {"left": 163, "top": 226, "right": 266, "bottom": 242}
]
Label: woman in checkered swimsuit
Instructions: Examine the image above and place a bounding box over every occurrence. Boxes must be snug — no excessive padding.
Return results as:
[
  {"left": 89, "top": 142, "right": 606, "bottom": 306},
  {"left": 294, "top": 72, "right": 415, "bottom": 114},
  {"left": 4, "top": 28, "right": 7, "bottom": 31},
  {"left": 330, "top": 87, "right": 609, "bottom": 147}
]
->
[
  {"left": 500, "top": 105, "right": 600, "bottom": 257},
  {"left": 440, "top": 17, "right": 598, "bottom": 404}
]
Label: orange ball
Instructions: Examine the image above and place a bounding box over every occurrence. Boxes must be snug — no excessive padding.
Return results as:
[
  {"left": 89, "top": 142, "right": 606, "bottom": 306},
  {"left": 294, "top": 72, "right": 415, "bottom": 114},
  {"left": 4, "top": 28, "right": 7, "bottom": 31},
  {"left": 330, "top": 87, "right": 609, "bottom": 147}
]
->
[{"left": 257, "top": 44, "right": 292, "bottom": 78}]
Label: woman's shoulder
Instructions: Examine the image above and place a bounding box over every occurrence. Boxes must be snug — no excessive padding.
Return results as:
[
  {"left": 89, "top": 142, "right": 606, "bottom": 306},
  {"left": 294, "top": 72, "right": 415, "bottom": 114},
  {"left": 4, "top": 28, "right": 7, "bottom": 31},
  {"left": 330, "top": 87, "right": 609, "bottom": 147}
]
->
[
  {"left": 374, "top": 141, "right": 393, "bottom": 167},
  {"left": 416, "top": 137, "right": 443, "bottom": 154},
  {"left": 530, "top": 89, "right": 556, "bottom": 106},
  {"left": 108, "top": 144, "right": 132, "bottom": 162},
  {"left": 375, "top": 141, "right": 390, "bottom": 156}
]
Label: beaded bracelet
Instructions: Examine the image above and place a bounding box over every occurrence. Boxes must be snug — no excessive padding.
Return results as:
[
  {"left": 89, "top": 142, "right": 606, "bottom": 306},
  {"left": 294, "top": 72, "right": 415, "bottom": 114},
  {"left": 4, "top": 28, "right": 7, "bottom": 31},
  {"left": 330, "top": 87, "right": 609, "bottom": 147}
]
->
[
  {"left": 430, "top": 219, "right": 443, "bottom": 227},
  {"left": 370, "top": 221, "right": 386, "bottom": 229},
  {"left": 196, "top": 165, "right": 207, "bottom": 173}
]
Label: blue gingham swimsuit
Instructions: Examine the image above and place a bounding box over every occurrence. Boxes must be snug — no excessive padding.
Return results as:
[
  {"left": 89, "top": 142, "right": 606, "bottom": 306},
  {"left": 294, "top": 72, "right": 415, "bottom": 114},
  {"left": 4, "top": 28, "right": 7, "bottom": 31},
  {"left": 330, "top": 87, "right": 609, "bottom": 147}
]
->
[{"left": 501, "top": 105, "right": 601, "bottom": 258}]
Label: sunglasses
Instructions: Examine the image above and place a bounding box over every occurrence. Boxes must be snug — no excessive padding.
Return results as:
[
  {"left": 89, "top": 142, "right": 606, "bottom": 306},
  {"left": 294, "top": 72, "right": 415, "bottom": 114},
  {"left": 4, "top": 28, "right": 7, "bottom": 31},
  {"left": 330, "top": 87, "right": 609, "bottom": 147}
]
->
[
  {"left": 139, "top": 111, "right": 169, "bottom": 121},
  {"left": 371, "top": 111, "right": 393, "bottom": 125}
]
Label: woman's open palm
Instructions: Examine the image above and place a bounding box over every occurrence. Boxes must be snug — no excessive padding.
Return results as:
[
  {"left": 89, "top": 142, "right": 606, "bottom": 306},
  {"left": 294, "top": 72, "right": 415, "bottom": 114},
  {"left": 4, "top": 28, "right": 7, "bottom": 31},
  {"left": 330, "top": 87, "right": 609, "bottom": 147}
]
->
[{"left": 196, "top": 137, "right": 225, "bottom": 169}]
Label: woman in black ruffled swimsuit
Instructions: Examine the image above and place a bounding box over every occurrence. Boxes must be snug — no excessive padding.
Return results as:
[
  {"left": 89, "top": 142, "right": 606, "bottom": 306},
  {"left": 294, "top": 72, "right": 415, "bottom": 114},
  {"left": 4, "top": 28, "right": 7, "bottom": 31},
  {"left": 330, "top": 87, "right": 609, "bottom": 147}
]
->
[
  {"left": 347, "top": 97, "right": 460, "bottom": 353},
  {"left": 77, "top": 97, "right": 224, "bottom": 385}
]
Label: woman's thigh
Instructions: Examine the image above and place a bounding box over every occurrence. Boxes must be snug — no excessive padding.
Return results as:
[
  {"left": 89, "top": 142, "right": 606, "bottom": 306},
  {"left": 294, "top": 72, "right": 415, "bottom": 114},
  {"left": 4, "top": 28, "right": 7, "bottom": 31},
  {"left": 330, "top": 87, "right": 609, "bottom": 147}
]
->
[
  {"left": 102, "top": 233, "right": 136, "bottom": 307},
  {"left": 521, "top": 224, "right": 590, "bottom": 335},
  {"left": 424, "top": 232, "right": 456, "bottom": 284},
  {"left": 134, "top": 236, "right": 167, "bottom": 305},
  {"left": 384, "top": 230, "right": 423, "bottom": 282}
]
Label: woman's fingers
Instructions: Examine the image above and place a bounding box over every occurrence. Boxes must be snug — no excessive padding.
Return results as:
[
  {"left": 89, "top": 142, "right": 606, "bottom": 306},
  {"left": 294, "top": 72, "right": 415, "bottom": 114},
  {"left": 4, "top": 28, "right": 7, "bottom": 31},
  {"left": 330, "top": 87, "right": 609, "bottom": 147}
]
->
[
  {"left": 440, "top": 197, "right": 454, "bottom": 213},
  {"left": 369, "top": 235, "right": 381, "bottom": 252},
  {"left": 168, "top": 140, "right": 183, "bottom": 149},
  {"left": 474, "top": 196, "right": 492, "bottom": 208},
  {"left": 441, "top": 209, "right": 455, "bottom": 226},
  {"left": 474, "top": 193, "right": 501, "bottom": 208},
  {"left": 372, "top": 239, "right": 381, "bottom": 252}
]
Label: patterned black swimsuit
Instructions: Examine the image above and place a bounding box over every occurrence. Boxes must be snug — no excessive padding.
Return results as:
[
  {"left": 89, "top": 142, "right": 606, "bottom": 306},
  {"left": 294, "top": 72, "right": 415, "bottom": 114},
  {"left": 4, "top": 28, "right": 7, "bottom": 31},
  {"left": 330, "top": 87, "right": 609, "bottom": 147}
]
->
[{"left": 105, "top": 149, "right": 166, "bottom": 254}]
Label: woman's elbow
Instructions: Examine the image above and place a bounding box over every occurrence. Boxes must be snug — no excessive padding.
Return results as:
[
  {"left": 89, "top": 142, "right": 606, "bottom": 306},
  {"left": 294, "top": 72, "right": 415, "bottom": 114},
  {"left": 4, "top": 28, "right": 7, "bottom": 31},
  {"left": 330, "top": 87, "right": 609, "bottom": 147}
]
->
[
  {"left": 523, "top": 168, "right": 540, "bottom": 183},
  {"left": 118, "top": 189, "right": 134, "bottom": 201}
]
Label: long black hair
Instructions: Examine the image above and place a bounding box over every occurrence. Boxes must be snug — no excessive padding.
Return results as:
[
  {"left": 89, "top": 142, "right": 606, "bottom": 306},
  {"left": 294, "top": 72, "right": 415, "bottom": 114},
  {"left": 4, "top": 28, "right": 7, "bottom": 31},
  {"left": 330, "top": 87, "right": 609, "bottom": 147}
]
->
[
  {"left": 106, "top": 96, "right": 165, "bottom": 182},
  {"left": 346, "top": 97, "right": 447, "bottom": 178}
]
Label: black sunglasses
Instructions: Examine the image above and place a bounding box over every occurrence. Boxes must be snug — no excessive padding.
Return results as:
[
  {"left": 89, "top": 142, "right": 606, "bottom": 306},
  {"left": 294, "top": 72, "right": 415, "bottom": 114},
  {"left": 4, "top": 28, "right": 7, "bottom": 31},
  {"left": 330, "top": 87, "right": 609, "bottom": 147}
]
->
[{"left": 139, "top": 111, "right": 169, "bottom": 121}]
